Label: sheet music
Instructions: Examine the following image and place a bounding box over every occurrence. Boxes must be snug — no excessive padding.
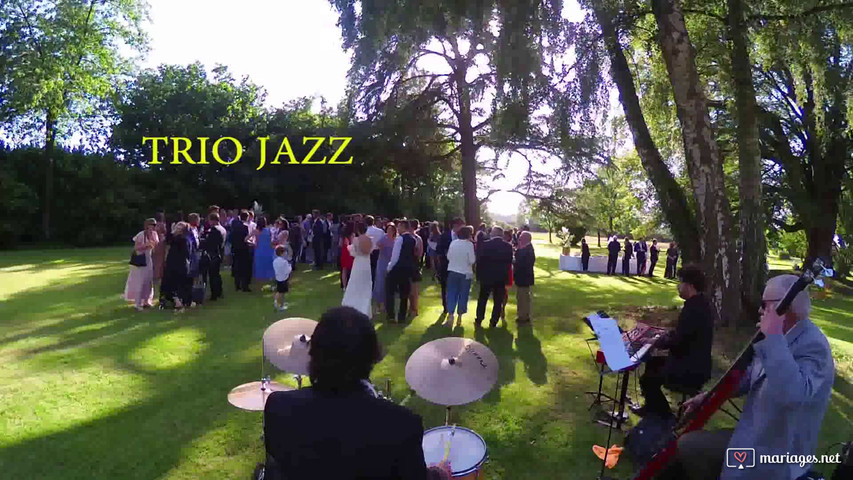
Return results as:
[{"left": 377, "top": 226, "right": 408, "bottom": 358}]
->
[{"left": 588, "top": 316, "right": 633, "bottom": 371}]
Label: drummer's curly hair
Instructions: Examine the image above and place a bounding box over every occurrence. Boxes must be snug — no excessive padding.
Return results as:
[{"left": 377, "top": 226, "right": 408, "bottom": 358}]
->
[{"left": 309, "top": 307, "right": 382, "bottom": 393}]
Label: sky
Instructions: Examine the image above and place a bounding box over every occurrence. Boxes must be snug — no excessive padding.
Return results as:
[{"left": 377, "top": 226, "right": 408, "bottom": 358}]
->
[{"left": 142, "top": 0, "right": 586, "bottom": 216}]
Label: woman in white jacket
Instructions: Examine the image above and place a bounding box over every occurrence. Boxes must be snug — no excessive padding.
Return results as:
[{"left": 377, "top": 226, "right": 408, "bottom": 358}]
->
[{"left": 444, "top": 225, "right": 477, "bottom": 327}]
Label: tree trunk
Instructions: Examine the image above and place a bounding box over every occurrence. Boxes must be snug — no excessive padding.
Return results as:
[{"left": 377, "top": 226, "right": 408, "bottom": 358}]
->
[
  {"left": 727, "top": 0, "right": 766, "bottom": 324},
  {"left": 653, "top": 0, "right": 741, "bottom": 325},
  {"left": 597, "top": 229, "right": 601, "bottom": 247},
  {"left": 453, "top": 54, "right": 479, "bottom": 227},
  {"left": 43, "top": 109, "right": 57, "bottom": 241},
  {"left": 593, "top": 4, "right": 701, "bottom": 265},
  {"left": 548, "top": 228, "right": 552, "bottom": 244}
]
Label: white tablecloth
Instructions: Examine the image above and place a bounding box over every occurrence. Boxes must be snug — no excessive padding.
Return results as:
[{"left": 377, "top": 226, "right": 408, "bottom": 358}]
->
[{"left": 559, "top": 255, "right": 637, "bottom": 273}]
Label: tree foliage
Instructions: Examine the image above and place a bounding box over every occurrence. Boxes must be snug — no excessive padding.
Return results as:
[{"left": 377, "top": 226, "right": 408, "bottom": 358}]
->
[
  {"left": 328, "top": 0, "right": 585, "bottom": 226},
  {"left": 0, "top": 0, "right": 150, "bottom": 239}
]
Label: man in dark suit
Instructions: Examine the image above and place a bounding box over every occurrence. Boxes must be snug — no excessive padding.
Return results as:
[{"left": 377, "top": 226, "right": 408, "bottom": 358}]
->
[
  {"left": 231, "top": 210, "right": 252, "bottom": 292},
  {"left": 435, "top": 218, "right": 464, "bottom": 313},
  {"left": 312, "top": 210, "right": 326, "bottom": 270},
  {"left": 386, "top": 220, "right": 417, "bottom": 323},
  {"left": 475, "top": 227, "right": 514, "bottom": 328},
  {"left": 635, "top": 238, "right": 648, "bottom": 275},
  {"left": 514, "top": 232, "right": 535, "bottom": 324},
  {"left": 622, "top": 237, "right": 633, "bottom": 276},
  {"left": 200, "top": 212, "right": 226, "bottom": 300},
  {"left": 607, "top": 236, "right": 621, "bottom": 275},
  {"left": 632, "top": 264, "right": 714, "bottom": 417},
  {"left": 648, "top": 239, "right": 660, "bottom": 277},
  {"left": 263, "top": 307, "right": 451, "bottom": 480}
]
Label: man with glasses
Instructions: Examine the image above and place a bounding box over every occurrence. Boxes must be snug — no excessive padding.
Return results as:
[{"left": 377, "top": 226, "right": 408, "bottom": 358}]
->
[
  {"left": 631, "top": 264, "right": 715, "bottom": 418},
  {"left": 658, "top": 274, "right": 835, "bottom": 480}
]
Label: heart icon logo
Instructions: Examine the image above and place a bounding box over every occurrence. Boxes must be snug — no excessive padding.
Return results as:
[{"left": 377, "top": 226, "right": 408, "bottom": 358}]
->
[{"left": 734, "top": 451, "right": 747, "bottom": 463}]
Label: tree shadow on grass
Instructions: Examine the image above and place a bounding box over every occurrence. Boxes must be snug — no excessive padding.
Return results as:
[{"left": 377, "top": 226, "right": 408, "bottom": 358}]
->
[
  {"left": 0, "top": 293, "right": 272, "bottom": 480},
  {"left": 0, "top": 255, "right": 382, "bottom": 479}
]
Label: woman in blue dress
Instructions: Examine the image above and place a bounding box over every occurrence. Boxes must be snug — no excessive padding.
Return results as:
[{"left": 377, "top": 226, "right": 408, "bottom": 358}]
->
[
  {"left": 252, "top": 216, "right": 276, "bottom": 283},
  {"left": 372, "top": 223, "right": 397, "bottom": 315}
]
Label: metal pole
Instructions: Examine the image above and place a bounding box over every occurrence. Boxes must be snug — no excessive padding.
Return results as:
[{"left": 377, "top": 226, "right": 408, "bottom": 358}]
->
[{"left": 598, "top": 368, "right": 623, "bottom": 479}]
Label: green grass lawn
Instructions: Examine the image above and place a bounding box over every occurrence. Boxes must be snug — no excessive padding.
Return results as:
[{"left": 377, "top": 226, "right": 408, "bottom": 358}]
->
[{"left": 1, "top": 234, "right": 850, "bottom": 479}]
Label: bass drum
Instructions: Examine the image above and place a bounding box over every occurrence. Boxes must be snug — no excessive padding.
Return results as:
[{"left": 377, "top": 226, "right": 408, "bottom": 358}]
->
[{"left": 422, "top": 426, "right": 487, "bottom": 479}]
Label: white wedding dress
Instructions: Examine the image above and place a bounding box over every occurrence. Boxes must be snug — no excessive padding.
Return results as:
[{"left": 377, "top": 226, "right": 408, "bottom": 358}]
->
[{"left": 342, "top": 240, "right": 373, "bottom": 318}]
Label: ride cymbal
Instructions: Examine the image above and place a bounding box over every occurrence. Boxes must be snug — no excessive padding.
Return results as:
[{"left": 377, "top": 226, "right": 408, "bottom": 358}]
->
[
  {"left": 227, "top": 381, "right": 293, "bottom": 411},
  {"left": 263, "top": 317, "right": 317, "bottom": 376},
  {"left": 405, "top": 337, "right": 499, "bottom": 406}
]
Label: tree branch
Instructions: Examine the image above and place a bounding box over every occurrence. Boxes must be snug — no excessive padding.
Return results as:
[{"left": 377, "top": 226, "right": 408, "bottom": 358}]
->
[
  {"left": 751, "top": 2, "right": 853, "bottom": 21},
  {"left": 478, "top": 189, "right": 501, "bottom": 206},
  {"left": 771, "top": 218, "right": 805, "bottom": 233},
  {"left": 16, "top": 3, "right": 46, "bottom": 61}
]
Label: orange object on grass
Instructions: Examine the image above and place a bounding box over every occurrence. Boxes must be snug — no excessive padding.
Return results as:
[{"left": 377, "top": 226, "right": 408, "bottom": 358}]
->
[{"left": 592, "top": 444, "right": 623, "bottom": 469}]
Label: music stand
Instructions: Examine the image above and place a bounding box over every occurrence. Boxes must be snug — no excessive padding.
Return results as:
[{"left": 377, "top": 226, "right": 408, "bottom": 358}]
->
[{"left": 583, "top": 312, "right": 639, "bottom": 429}]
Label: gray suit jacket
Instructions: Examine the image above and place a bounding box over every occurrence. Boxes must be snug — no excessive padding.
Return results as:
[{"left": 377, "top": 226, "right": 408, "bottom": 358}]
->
[{"left": 722, "top": 318, "right": 834, "bottom": 479}]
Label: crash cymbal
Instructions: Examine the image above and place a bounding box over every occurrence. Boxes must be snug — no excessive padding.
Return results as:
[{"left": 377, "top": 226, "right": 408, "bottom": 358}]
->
[
  {"left": 405, "top": 337, "right": 499, "bottom": 406},
  {"left": 263, "top": 317, "right": 317, "bottom": 376},
  {"left": 227, "top": 381, "right": 293, "bottom": 411}
]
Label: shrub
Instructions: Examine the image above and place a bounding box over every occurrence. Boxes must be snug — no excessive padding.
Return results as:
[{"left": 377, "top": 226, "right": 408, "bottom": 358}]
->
[
  {"left": 778, "top": 230, "right": 807, "bottom": 259},
  {"left": 832, "top": 247, "right": 852, "bottom": 279}
]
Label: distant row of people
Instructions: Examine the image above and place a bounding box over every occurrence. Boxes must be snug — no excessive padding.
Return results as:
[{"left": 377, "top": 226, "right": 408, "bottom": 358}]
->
[{"left": 604, "top": 236, "right": 680, "bottom": 278}]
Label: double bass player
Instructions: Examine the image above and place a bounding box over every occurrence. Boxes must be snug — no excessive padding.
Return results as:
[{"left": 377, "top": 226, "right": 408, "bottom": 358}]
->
[{"left": 659, "top": 274, "right": 835, "bottom": 480}]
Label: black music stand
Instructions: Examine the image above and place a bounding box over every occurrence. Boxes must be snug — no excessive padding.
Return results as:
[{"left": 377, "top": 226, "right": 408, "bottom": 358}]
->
[{"left": 583, "top": 312, "right": 635, "bottom": 429}]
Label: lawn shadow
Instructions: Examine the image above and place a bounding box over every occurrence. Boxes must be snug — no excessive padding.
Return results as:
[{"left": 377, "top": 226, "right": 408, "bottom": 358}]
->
[{"left": 516, "top": 324, "right": 548, "bottom": 385}]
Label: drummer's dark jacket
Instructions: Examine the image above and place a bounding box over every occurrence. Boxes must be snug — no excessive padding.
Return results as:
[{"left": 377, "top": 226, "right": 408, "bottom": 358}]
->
[
  {"left": 263, "top": 386, "right": 432, "bottom": 480},
  {"left": 656, "top": 292, "right": 715, "bottom": 388}
]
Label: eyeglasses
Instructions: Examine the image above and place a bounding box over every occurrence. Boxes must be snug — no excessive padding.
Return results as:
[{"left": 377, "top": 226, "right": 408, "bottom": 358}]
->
[{"left": 760, "top": 298, "right": 783, "bottom": 310}]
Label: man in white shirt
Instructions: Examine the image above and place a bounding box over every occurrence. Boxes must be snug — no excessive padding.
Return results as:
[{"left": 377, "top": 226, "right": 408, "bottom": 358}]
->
[
  {"left": 386, "top": 220, "right": 416, "bottom": 323},
  {"left": 365, "top": 215, "right": 386, "bottom": 284}
]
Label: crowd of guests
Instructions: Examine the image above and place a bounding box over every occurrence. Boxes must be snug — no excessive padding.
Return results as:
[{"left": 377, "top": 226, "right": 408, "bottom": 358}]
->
[
  {"left": 602, "top": 235, "right": 680, "bottom": 278},
  {"left": 339, "top": 217, "right": 535, "bottom": 327},
  {"left": 123, "top": 207, "right": 537, "bottom": 326}
]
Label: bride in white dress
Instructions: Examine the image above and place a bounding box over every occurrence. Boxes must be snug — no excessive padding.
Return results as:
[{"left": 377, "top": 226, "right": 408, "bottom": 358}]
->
[{"left": 341, "top": 223, "right": 374, "bottom": 318}]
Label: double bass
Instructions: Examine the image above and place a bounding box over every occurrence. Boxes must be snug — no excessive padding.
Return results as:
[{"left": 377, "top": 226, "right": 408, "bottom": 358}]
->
[{"left": 631, "top": 258, "right": 834, "bottom": 480}]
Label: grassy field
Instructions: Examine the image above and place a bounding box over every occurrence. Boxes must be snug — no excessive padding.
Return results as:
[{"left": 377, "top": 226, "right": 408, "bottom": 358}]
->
[{"left": 0, "top": 233, "right": 850, "bottom": 479}]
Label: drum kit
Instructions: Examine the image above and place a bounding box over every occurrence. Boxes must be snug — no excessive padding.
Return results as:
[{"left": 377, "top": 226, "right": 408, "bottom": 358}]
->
[{"left": 226, "top": 317, "right": 499, "bottom": 479}]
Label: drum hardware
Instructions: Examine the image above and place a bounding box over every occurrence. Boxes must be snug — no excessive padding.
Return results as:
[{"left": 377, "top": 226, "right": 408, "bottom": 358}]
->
[
  {"left": 423, "top": 426, "right": 488, "bottom": 479},
  {"left": 263, "top": 318, "right": 317, "bottom": 376},
  {"left": 405, "top": 337, "right": 499, "bottom": 406},
  {"left": 406, "top": 338, "right": 497, "bottom": 479}
]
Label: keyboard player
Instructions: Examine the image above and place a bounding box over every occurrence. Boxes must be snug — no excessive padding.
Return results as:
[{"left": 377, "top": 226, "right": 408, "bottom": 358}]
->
[{"left": 631, "top": 264, "right": 714, "bottom": 418}]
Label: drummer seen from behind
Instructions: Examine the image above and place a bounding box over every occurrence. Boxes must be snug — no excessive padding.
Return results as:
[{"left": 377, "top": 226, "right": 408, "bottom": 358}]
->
[
  {"left": 262, "top": 306, "right": 453, "bottom": 480},
  {"left": 659, "top": 274, "right": 834, "bottom": 480}
]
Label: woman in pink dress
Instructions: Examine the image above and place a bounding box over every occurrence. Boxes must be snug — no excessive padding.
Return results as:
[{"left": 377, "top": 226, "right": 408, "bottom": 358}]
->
[{"left": 124, "top": 218, "right": 159, "bottom": 311}]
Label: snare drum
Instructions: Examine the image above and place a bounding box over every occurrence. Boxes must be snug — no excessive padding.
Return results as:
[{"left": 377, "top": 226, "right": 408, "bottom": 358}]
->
[{"left": 423, "top": 426, "right": 488, "bottom": 479}]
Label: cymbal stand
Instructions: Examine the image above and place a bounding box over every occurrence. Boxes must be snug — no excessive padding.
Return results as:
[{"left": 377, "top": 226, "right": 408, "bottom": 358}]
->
[{"left": 260, "top": 339, "right": 268, "bottom": 441}]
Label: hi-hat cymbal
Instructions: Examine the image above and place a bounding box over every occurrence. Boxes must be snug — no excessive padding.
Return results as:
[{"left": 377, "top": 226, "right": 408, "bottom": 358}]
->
[
  {"left": 227, "top": 381, "right": 293, "bottom": 411},
  {"left": 263, "top": 317, "right": 317, "bottom": 376},
  {"left": 405, "top": 337, "right": 499, "bottom": 406}
]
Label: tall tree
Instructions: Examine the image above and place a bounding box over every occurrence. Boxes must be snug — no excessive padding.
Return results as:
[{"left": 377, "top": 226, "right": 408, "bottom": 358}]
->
[
  {"left": 726, "top": 0, "right": 766, "bottom": 319},
  {"left": 587, "top": 0, "right": 701, "bottom": 263},
  {"left": 0, "top": 0, "right": 149, "bottom": 239},
  {"left": 753, "top": 4, "right": 853, "bottom": 266},
  {"left": 652, "top": 0, "right": 741, "bottom": 324},
  {"left": 328, "top": 0, "right": 564, "bottom": 226}
]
